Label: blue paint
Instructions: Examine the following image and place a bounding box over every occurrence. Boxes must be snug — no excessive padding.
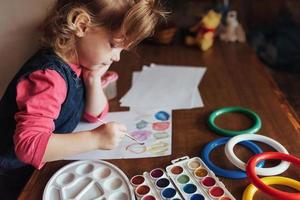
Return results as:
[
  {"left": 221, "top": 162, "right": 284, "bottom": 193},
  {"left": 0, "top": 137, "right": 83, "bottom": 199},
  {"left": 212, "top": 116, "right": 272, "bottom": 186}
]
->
[
  {"left": 161, "top": 187, "right": 176, "bottom": 198},
  {"left": 155, "top": 111, "right": 170, "bottom": 121},
  {"left": 136, "top": 120, "right": 148, "bottom": 129},
  {"left": 183, "top": 183, "right": 197, "bottom": 194},
  {"left": 190, "top": 194, "right": 205, "bottom": 200}
]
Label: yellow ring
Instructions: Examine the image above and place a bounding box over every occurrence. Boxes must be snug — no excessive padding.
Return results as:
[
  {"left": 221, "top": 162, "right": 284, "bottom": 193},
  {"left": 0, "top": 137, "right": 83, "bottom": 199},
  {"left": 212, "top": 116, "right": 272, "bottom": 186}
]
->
[{"left": 242, "top": 176, "right": 300, "bottom": 200}]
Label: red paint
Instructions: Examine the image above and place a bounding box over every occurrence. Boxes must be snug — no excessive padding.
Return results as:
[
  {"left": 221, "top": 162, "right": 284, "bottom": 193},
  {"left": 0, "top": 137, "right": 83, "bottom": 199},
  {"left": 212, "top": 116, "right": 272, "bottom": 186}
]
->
[
  {"left": 131, "top": 175, "right": 145, "bottom": 186},
  {"left": 142, "top": 195, "right": 156, "bottom": 200},
  {"left": 210, "top": 186, "right": 224, "bottom": 197},
  {"left": 171, "top": 166, "right": 183, "bottom": 175},
  {"left": 152, "top": 122, "right": 170, "bottom": 131},
  {"left": 201, "top": 177, "right": 216, "bottom": 187},
  {"left": 136, "top": 185, "right": 150, "bottom": 195}
]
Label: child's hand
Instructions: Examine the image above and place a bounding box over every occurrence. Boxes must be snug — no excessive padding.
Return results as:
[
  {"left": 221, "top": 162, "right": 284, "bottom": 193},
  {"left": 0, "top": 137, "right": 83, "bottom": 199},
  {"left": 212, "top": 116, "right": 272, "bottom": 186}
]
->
[
  {"left": 82, "top": 66, "right": 109, "bottom": 86},
  {"left": 91, "top": 122, "right": 127, "bottom": 150}
]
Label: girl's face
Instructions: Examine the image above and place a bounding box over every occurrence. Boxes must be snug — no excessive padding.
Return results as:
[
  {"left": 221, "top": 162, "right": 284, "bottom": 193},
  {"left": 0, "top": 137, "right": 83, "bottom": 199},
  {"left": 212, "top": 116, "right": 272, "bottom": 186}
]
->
[{"left": 75, "top": 27, "right": 124, "bottom": 70}]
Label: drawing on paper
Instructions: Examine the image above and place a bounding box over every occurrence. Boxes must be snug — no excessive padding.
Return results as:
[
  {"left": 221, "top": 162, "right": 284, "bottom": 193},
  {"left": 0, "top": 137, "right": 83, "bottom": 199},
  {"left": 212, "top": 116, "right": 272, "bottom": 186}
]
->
[{"left": 66, "top": 110, "right": 172, "bottom": 160}]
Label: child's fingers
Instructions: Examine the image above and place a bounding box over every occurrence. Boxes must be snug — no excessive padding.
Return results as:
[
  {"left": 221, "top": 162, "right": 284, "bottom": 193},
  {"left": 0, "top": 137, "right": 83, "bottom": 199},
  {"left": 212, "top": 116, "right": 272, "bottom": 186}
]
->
[{"left": 118, "top": 124, "right": 127, "bottom": 132}]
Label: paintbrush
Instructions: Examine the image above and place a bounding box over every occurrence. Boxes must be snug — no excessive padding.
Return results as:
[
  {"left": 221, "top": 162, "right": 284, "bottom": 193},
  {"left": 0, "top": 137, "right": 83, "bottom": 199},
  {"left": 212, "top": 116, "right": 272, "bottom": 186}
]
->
[{"left": 99, "top": 120, "right": 144, "bottom": 145}]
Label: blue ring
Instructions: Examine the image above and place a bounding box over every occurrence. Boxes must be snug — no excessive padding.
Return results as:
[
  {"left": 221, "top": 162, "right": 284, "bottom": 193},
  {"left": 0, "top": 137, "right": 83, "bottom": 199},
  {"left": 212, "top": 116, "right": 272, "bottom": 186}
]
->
[{"left": 201, "top": 137, "right": 265, "bottom": 179}]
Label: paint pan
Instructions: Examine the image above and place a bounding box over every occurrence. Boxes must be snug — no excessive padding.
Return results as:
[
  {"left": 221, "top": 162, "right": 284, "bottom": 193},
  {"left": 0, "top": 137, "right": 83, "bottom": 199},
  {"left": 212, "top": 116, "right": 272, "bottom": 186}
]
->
[
  {"left": 130, "top": 175, "right": 145, "bottom": 187},
  {"left": 141, "top": 195, "right": 156, "bottom": 200},
  {"left": 136, "top": 185, "right": 151, "bottom": 197},
  {"left": 161, "top": 187, "right": 177, "bottom": 199},
  {"left": 190, "top": 193, "right": 205, "bottom": 200},
  {"left": 150, "top": 168, "right": 164, "bottom": 179},
  {"left": 43, "top": 160, "right": 135, "bottom": 200},
  {"left": 194, "top": 167, "right": 208, "bottom": 179},
  {"left": 166, "top": 156, "right": 236, "bottom": 200},
  {"left": 155, "top": 178, "right": 170, "bottom": 189},
  {"left": 201, "top": 177, "right": 216, "bottom": 188},
  {"left": 170, "top": 166, "right": 183, "bottom": 175},
  {"left": 131, "top": 169, "right": 182, "bottom": 199},
  {"left": 187, "top": 159, "right": 202, "bottom": 170},
  {"left": 209, "top": 186, "right": 225, "bottom": 198}
]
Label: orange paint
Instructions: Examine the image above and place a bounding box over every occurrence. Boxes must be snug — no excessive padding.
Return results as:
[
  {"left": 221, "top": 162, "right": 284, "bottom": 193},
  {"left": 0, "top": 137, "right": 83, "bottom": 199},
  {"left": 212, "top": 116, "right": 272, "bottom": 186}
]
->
[
  {"left": 136, "top": 185, "right": 150, "bottom": 196},
  {"left": 171, "top": 166, "right": 183, "bottom": 175},
  {"left": 195, "top": 168, "right": 208, "bottom": 178}
]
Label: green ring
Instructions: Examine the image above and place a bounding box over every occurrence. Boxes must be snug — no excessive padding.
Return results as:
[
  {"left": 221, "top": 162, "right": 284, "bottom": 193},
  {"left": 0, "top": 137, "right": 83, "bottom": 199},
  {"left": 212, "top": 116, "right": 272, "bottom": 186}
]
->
[{"left": 208, "top": 106, "right": 262, "bottom": 136}]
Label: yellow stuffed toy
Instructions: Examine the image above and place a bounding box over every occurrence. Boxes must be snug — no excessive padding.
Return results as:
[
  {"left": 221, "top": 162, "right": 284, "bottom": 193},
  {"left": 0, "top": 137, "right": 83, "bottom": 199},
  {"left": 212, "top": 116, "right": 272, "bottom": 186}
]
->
[{"left": 185, "top": 10, "right": 221, "bottom": 51}]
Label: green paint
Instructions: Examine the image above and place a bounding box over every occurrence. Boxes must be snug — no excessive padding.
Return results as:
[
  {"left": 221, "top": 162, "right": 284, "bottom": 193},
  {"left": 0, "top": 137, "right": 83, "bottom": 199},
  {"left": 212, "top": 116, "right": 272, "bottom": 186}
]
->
[{"left": 177, "top": 174, "right": 190, "bottom": 184}]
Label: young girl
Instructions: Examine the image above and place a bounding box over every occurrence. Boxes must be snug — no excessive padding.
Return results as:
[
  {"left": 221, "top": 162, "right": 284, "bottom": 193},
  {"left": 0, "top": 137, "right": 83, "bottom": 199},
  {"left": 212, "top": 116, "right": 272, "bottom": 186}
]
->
[{"left": 0, "top": 0, "right": 165, "bottom": 198}]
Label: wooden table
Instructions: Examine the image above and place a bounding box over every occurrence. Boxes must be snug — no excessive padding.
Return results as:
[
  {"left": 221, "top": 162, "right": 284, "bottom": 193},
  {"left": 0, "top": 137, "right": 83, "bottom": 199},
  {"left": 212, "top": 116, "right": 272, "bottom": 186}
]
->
[{"left": 19, "top": 42, "right": 300, "bottom": 200}]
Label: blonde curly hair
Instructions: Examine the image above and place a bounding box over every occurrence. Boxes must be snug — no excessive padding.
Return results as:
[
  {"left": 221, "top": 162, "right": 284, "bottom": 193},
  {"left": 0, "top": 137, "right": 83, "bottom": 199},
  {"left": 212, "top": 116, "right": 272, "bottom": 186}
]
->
[{"left": 40, "top": 0, "right": 166, "bottom": 56}]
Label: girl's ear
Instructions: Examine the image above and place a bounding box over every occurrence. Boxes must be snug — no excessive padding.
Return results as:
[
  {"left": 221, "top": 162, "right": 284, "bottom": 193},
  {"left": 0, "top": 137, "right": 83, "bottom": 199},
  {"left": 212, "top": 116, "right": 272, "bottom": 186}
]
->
[
  {"left": 67, "top": 8, "right": 91, "bottom": 37},
  {"left": 74, "top": 13, "right": 91, "bottom": 37}
]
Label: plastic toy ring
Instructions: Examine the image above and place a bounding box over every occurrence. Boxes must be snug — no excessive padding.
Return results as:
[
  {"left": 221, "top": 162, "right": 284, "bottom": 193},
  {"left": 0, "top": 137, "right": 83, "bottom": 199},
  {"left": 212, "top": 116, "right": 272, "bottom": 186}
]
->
[
  {"left": 208, "top": 107, "right": 262, "bottom": 136},
  {"left": 242, "top": 176, "right": 300, "bottom": 200},
  {"left": 246, "top": 152, "right": 300, "bottom": 200},
  {"left": 201, "top": 137, "right": 265, "bottom": 179},
  {"left": 225, "top": 134, "right": 290, "bottom": 176}
]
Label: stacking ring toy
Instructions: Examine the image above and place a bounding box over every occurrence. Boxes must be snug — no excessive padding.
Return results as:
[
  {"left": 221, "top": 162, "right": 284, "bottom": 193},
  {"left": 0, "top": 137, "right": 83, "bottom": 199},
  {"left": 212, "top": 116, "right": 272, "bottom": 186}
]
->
[
  {"left": 208, "top": 107, "right": 261, "bottom": 136},
  {"left": 242, "top": 176, "right": 300, "bottom": 200},
  {"left": 246, "top": 152, "right": 300, "bottom": 200},
  {"left": 201, "top": 137, "right": 265, "bottom": 179},
  {"left": 225, "top": 134, "right": 290, "bottom": 176}
]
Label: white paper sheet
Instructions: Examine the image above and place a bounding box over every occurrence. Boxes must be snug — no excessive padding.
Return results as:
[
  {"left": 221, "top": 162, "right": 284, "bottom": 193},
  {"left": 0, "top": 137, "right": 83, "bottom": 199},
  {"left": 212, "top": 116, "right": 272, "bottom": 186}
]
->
[
  {"left": 130, "top": 71, "right": 203, "bottom": 109},
  {"left": 65, "top": 110, "right": 172, "bottom": 160},
  {"left": 120, "top": 65, "right": 206, "bottom": 110}
]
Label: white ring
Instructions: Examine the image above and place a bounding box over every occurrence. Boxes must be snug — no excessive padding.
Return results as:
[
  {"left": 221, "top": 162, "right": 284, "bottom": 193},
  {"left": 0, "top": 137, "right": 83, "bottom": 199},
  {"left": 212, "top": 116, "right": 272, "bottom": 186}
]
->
[{"left": 225, "top": 134, "right": 290, "bottom": 176}]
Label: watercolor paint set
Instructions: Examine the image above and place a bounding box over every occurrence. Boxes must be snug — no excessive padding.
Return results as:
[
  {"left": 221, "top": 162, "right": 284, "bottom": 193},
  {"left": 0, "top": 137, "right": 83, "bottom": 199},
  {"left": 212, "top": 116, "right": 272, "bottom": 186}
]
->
[
  {"left": 130, "top": 156, "right": 236, "bottom": 200},
  {"left": 43, "top": 160, "right": 135, "bottom": 200},
  {"left": 131, "top": 168, "right": 182, "bottom": 200}
]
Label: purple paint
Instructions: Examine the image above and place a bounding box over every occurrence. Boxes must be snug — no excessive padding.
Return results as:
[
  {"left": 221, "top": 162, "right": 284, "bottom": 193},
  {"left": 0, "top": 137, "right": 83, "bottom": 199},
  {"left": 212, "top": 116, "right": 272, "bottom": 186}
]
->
[
  {"left": 130, "top": 130, "right": 151, "bottom": 141},
  {"left": 150, "top": 168, "right": 164, "bottom": 179}
]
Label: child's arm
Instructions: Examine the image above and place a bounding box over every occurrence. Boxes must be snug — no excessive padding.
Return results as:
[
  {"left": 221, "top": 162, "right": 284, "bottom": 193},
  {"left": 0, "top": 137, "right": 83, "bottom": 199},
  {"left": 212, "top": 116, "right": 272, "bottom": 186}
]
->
[
  {"left": 42, "top": 122, "right": 126, "bottom": 163},
  {"left": 14, "top": 69, "right": 126, "bottom": 169},
  {"left": 83, "top": 66, "right": 109, "bottom": 118}
]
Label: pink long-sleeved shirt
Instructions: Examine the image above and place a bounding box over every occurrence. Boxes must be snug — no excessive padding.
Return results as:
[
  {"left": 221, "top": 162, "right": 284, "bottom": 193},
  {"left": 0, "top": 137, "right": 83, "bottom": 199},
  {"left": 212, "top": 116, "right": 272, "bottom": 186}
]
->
[{"left": 13, "top": 63, "right": 108, "bottom": 169}]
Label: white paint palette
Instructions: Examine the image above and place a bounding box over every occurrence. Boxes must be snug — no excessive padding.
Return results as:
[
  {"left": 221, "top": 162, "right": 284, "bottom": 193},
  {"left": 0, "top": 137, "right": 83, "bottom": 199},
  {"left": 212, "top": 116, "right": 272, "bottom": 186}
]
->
[
  {"left": 43, "top": 160, "right": 135, "bottom": 200},
  {"left": 166, "top": 156, "right": 236, "bottom": 200},
  {"left": 130, "top": 156, "right": 236, "bottom": 200}
]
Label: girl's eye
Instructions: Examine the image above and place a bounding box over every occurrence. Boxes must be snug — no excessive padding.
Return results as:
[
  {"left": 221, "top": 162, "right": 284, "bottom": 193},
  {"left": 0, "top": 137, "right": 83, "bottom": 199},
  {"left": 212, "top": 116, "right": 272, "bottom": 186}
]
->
[{"left": 110, "top": 42, "right": 117, "bottom": 48}]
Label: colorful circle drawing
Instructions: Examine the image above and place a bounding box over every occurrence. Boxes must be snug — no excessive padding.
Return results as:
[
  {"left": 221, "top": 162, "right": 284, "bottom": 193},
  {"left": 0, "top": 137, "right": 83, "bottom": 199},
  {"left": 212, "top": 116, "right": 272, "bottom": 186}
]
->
[
  {"left": 153, "top": 132, "right": 169, "bottom": 140},
  {"left": 147, "top": 141, "right": 169, "bottom": 155},
  {"left": 130, "top": 130, "right": 152, "bottom": 141},
  {"left": 154, "top": 111, "right": 170, "bottom": 121},
  {"left": 126, "top": 143, "right": 147, "bottom": 154},
  {"left": 152, "top": 122, "right": 170, "bottom": 131},
  {"left": 136, "top": 120, "right": 148, "bottom": 129}
]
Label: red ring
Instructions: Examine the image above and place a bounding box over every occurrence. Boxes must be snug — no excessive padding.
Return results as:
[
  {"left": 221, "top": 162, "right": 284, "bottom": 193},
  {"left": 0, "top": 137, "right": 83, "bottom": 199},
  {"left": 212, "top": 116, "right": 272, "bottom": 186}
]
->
[{"left": 246, "top": 152, "right": 300, "bottom": 200}]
